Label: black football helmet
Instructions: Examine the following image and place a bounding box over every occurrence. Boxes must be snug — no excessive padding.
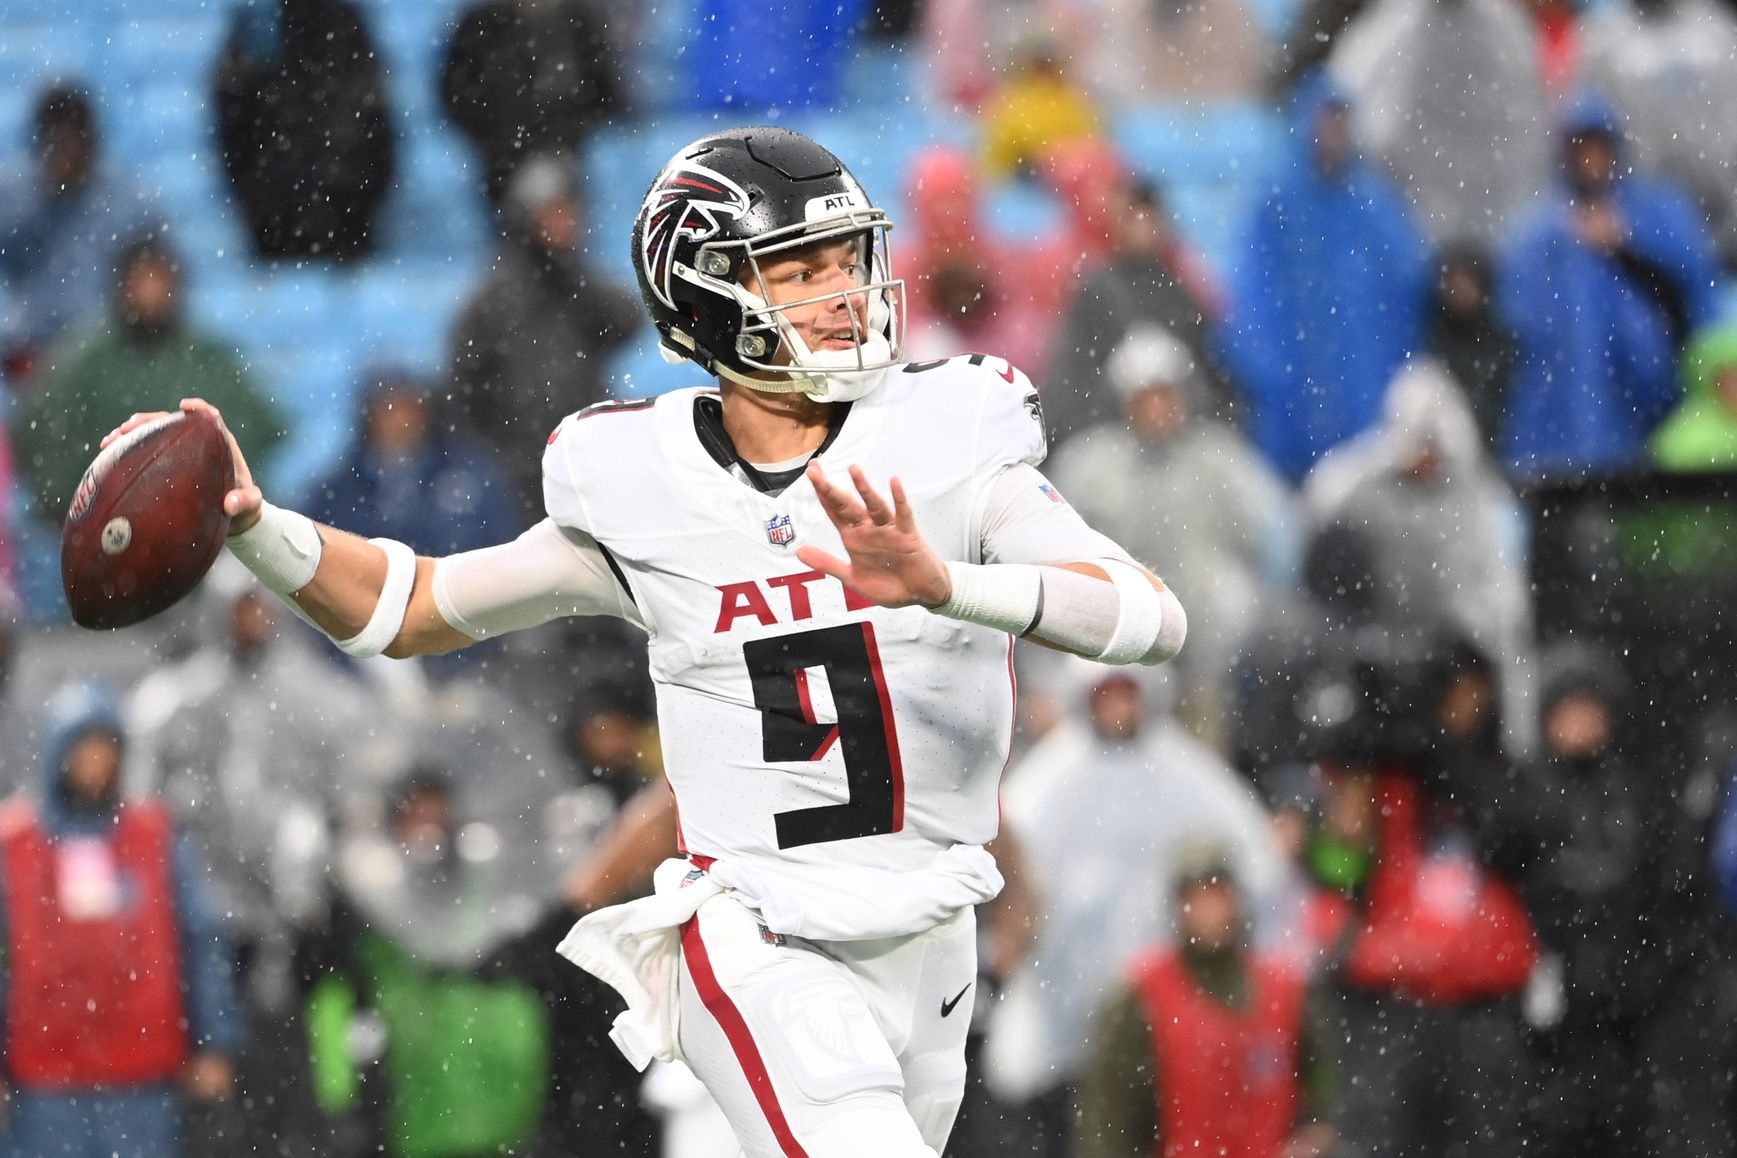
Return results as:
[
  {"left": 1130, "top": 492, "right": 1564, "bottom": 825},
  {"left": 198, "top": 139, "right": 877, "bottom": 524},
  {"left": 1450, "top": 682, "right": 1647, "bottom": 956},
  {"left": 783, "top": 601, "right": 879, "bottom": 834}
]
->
[{"left": 631, "top": 126, "right": 904, "bottom": 400}]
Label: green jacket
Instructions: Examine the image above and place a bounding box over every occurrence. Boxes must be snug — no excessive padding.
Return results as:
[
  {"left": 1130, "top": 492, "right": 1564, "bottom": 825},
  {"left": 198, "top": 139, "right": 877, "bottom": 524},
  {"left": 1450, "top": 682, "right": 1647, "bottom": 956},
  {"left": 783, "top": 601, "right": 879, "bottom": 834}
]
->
[
  {"left": 12, "top": 323, "right": 285, "bottom": 520},
  {"left": 1652, "top": 322, "right": 1737, "bottom": 472},
  {"left": 308, "top": 927, "right": 549, "bottom": 1158}
]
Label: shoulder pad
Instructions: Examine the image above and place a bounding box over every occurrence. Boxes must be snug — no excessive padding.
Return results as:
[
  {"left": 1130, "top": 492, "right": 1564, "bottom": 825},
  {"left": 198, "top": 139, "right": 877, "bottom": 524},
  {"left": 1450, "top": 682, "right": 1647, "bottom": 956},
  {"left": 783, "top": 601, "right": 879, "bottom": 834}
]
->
[
  {"left": 901, "top": 353, "right": 1046, "bottom": 468},
  {"left": 543, "top": 398, "right": 660, "bottom": 531}
]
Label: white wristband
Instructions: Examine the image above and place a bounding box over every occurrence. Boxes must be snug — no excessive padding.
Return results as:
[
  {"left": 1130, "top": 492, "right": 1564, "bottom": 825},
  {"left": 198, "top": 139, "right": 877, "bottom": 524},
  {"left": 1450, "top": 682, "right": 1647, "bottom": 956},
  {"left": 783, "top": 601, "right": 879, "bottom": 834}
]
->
[
  {"left": 334, "top": 538, "right": 417, "bottom": 658},
  {"left": 225, "top": 502, "right": 323, "bottom": 595},
  {"left": 931, "top": 561, "right": 1044, "bottom": 636}
]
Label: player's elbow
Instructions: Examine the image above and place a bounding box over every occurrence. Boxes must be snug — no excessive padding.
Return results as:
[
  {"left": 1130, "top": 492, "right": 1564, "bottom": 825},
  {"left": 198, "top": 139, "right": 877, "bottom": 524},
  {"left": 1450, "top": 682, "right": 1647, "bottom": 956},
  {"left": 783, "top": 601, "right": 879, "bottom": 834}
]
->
[{"left": 382, "top": 624, "right": 462, "bottom": 659}]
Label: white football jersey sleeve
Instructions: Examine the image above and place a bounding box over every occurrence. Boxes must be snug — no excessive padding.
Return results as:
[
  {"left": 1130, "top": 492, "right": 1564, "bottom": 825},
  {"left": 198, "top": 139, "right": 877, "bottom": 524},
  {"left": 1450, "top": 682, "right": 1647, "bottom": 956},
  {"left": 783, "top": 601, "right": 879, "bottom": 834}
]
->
[{"left": 537, "top": 359, "right": 1076, "bottom": 940}]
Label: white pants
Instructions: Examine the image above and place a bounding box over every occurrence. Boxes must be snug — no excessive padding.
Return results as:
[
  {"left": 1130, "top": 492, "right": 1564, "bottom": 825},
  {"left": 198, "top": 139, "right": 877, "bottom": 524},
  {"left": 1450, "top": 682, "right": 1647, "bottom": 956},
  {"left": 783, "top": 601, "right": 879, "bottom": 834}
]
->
[{"left": 676, "top": 892, "right": 977, "bottom": 1158}]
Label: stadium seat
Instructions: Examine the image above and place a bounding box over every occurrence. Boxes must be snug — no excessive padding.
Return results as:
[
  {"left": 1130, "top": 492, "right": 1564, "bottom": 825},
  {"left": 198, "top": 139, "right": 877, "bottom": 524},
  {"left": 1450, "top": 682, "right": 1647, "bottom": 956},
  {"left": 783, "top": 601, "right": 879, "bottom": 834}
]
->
[
  {"left": 0, "top": 22, "right": 96, "bottom": 91},
  {"left": 112, "top": 83, "right": 215, "bottom": 166},
  {"left": 604, "top": 332, "right": 705, "bottom": 400},
  {"left": 109, "top": 14, "right": 227, "bottom": 90},
  {"left": 1113, "top": 101, "right": 1283, "bottom": 186},
  {"left": 344, "top": 258, "right": 481, "bottom": 375}
]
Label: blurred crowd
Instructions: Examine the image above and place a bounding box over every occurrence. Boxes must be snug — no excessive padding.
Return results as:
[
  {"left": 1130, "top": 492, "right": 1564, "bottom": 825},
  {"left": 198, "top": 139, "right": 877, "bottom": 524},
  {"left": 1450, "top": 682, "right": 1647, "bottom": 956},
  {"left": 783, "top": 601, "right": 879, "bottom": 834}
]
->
[{"left": 3, "top": 0, "right": 1737, "bottom": 1155}]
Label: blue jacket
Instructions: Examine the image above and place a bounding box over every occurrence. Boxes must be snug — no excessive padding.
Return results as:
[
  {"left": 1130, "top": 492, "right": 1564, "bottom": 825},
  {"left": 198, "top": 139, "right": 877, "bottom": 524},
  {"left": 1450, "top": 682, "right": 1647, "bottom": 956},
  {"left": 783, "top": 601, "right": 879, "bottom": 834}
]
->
[
  {"left": 1499, "top": 96, "right": 1725, "bottom": 480},
  {"left": 0, "top": 167, "right": 159, "bottom": 354},
  {"left": 1219, "top": 74, "right": 1430, "bottom": 484},
  {"left": 0, "top": 683, "right": 243, "bottom": 1062},
  {"left": 309, "top": 429, "right": 517, "bottom": 556}
]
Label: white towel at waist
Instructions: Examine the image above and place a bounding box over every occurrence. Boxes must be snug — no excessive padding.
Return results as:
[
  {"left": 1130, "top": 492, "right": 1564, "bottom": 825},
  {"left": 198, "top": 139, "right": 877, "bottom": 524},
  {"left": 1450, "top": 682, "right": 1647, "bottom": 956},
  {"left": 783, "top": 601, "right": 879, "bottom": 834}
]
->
[{"left": 556, "top": 857, "right": 722, "bottom": 1071}]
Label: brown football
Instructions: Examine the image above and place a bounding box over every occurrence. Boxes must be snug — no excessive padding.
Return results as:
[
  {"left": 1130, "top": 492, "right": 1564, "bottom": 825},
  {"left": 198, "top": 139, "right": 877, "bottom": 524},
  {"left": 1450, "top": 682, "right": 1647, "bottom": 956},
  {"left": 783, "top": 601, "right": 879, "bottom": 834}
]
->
[{"left": 60, "top": 410, "right": 236, "bottom": 629}]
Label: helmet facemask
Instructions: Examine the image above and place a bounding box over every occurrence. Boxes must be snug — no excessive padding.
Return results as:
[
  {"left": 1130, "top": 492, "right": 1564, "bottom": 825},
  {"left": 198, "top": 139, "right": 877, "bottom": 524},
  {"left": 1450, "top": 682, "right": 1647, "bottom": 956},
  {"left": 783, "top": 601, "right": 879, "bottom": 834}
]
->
[{"left": 676, "top": 213, "right": 905, "bottom": 402}]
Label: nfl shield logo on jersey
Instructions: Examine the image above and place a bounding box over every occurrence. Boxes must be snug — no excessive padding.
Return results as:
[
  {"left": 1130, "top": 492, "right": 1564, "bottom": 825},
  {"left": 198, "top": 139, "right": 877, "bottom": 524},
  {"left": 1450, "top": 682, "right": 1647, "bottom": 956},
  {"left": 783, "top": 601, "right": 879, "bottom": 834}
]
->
[{"left": 765, "top": 513, "right": 796, "bottom": 546}]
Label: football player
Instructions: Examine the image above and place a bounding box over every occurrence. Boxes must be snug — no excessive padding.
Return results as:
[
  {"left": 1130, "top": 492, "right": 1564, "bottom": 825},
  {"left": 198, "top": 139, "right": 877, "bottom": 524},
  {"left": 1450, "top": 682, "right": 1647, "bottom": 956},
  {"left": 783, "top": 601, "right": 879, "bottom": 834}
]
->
[{"left": 107, "top": 127, "right": 1185, "bottom": 1157}]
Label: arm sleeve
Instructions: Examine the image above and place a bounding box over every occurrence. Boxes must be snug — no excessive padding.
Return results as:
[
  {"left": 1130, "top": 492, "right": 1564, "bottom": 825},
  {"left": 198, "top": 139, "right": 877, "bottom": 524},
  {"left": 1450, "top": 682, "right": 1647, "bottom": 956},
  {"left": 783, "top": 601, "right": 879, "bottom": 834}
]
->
[
  {"left": 431, "top": 518, "right": 642, "bottom": 639},
  {"left": 977, "top": 463, "right": 1138, "bottom": 567},
  {"left": 1074, "top": 984, "right": 1160, "bottom": 1158}
]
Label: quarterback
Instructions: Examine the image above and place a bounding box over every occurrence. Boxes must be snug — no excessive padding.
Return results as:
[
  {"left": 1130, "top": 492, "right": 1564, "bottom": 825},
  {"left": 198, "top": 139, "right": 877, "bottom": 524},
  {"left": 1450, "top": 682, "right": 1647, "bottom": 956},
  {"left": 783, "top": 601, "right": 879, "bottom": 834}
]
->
[{"left": 108, "top": 128, "right": 1185, "bottom": 1156}]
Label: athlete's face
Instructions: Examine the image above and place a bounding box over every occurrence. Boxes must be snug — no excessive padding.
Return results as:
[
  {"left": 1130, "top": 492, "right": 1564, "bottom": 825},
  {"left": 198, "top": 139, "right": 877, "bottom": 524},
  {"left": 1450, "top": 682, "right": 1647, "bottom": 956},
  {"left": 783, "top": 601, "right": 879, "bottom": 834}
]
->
[{"left": 748, "top": 235, "right": 873, "bottom": 358}]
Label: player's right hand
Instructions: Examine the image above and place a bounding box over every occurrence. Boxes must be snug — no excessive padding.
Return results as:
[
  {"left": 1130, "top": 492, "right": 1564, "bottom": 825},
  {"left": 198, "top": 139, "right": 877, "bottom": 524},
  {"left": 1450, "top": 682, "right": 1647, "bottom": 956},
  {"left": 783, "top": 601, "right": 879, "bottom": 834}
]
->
[{"left": 102, "top": 398, "right": 263, "bottom": 534}]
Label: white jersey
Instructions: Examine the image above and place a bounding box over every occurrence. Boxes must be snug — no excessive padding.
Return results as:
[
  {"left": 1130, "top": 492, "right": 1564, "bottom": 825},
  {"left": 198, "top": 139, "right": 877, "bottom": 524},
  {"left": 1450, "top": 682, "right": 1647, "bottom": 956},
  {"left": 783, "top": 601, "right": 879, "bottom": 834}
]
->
[{"left": 541, "top": 356, "right": 1120, "bottom": 940}]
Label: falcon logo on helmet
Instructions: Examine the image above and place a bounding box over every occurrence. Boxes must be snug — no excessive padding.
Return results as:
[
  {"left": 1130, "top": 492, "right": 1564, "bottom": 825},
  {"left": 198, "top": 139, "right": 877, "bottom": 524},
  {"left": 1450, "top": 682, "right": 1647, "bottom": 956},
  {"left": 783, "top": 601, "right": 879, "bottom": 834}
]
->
[
  {"left": 639, "top": 163, "right": 752, "bottom": 312},
  {"left": 629, "top": 126, "right": 906, "bottom": 403}
]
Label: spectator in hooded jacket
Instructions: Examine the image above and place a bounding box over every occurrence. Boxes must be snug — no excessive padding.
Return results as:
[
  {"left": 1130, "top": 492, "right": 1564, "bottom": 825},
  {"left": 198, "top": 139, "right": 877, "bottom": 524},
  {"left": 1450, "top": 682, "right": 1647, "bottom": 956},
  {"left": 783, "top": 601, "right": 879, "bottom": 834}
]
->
[
  {"left": 1329, "top": 0, "right": 1550, "bottom": 248},
  {"left": 1044, "top": 178, "right": 1225, "bottom": 443},
  {"left": 126, "top": 556, "right": 378, "bottom": 1154},
  {"left": 1452, "top": 641, "right": 1723, "bottom": 1157},
  {"left": 12, "top": 233, "right": 285, "bottom": 523},
  {"left": 310, "top": 366, "right": 517, "bottom": 555},
  {"left": 984, "top": 658, "right": 1298, "bottom": 1154},
  {"left": 1498, "top": 94, "right": 1724, "bottom": 481},
  {"left": 1075, "top": 849, "right": 1335, "bottom": 1158},
  {"left": 1219, "top": 71, "right": 1430, "bottom": 484},
  {"left": 1299, "top": 639, "right": 1539, "bottom": 1158},
  {"left": 1424, "top": 242, "right": 1516, "bottom": 450},
  {"left": 980, "top": 38, "right": 1103, "bottom": 181},
  {"left": 1578, "top": 0, "right": 1737, "bottom": 266},
  {"left": 447, "top": 156, "right": 639, "bottom": 519},
  {"left": 0, "top": 682, "right": 241, "bottom": 1158},
  {"left": 440, "top": 0, "right": 624, "bottom": 209},
  {"left": 1302, "top": 360, "right": 1533, "bottom": 727},
  {"left": 0, "top": 84, "right": 158, "bottom": 385},
  {"left": 1051, "top": 326, "right": 1295, "bottom": 743},
  {"left": 215, "top": 0, "right": 397, "bottom": 261}
]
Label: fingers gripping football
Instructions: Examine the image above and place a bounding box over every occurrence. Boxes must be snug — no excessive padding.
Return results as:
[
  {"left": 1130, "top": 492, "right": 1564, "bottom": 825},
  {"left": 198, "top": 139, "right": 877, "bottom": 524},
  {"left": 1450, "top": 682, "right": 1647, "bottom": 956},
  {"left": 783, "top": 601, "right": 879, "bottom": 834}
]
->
[
  {"left": 796, "top": 461, "right": 952, "bottom": 609},
  {"left": 103, "top": 399, "right": 262, "bottom": 533}
]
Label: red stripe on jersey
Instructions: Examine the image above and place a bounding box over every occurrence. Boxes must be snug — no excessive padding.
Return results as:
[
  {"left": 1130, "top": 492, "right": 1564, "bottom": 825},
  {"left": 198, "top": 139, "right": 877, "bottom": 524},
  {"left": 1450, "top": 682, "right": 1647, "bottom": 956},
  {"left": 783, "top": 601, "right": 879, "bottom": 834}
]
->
[
  {"left": 857, "top": 622, "right": 906, "bottom": 833},
  {"left": 680, "top": 916, "right": 811, "bottom": 1158},
  {"left": 793, "top": 666, "right": 841, "bottom": 759},
  {"left": 793, "top": 666, "right": 817, "bottom": 724}
]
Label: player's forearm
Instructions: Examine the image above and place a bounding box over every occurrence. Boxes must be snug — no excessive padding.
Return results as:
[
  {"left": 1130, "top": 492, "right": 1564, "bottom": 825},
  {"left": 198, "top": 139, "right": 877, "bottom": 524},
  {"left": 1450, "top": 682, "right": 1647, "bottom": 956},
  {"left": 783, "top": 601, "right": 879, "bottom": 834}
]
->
[
  {"left": 930, "top": 559, "right": 1186, "bottom": 666},
  {"left": 283, "top": 522, "right": 390, "bottom": 638},
  {"left": 226, "top": 502, "right": 469, "bottom": 658}
]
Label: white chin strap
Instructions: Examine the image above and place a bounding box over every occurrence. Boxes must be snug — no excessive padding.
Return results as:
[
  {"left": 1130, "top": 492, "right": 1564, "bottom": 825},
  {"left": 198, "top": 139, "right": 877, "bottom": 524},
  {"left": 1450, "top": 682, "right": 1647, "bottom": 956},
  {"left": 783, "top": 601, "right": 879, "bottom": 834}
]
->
[{"left": 790, "top": 331, "right": 895, "bottom": 401}]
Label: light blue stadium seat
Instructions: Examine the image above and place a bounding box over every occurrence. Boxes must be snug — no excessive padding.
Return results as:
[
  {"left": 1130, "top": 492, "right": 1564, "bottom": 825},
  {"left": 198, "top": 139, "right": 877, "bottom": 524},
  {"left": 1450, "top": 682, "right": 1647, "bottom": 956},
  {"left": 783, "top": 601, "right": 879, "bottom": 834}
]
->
[
  {"left": 0, "top": 88, "right": 32, "bottom": 163},
  {"left": 109, "top": 14, "right": 227, "bottom": 89},
  {"left": 112, "top": 83, "right": 215, "bottom": 165},
  {"left": 0, "top": 22, "right": 97, "bottom": 90},
  {"left": 1114, "top": 101, "right": 1283, "bottom": 186},
  {"left": 344, "top": 258, "right": 480, "bottom": 375},
  {"left": 604, "top": 332, "right": 706, "bottom": 400},
  {"left": 378, "top": 128, "right": 489, "bottom": 257},
  {"left": 188, "top": 267, "right": 341, "bottom": 356},
  {"left": 255, "top": 345, "right": 362, "bottom": 505}
]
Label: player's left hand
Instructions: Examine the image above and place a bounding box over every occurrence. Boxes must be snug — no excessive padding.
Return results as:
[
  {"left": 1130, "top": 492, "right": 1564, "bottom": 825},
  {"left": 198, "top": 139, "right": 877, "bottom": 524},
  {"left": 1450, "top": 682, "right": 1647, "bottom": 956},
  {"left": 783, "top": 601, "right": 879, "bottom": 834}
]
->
[{"left": 798, "top": 461, "right": 952, "bottom": 609}]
